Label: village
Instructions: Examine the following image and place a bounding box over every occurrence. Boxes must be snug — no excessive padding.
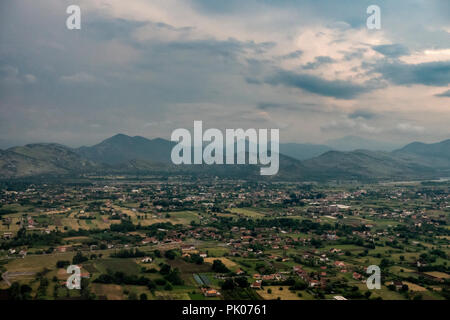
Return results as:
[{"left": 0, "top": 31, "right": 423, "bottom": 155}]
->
[{"left": 0, "top": 179, "right": 449, "bottom": 300}]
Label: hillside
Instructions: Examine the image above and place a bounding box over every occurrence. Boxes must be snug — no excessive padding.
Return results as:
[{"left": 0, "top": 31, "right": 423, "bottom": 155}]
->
[
  {"left": 279, "top": 143, "right": 332, "bottom": 160},
  {"left": 76, "top": 134, "right": 175, "bottom": 165},
  {"left": 0, "top": 144, "right": 97, "bottom": 178},
  {"left": 1, "top": 135, "right": 449, "bottom": 181},
  {"left": 302, "top": 149, "right": 438, "bottom": 181},
  {"left": 395, "top": 139, "right": 450, "bottom": 160}
]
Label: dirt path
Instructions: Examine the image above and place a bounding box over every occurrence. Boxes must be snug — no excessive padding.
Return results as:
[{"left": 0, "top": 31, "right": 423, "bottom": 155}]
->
[{"left": 1, "top": 271, "right": 36, "bottom": 287}]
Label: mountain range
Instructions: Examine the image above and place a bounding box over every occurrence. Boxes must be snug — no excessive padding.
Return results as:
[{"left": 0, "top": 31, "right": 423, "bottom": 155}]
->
[{"left": 1, "top": 134, "right": 449, "bottom": 182}]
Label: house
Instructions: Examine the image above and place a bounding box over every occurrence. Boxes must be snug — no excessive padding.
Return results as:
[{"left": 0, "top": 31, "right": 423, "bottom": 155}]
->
[
  {"left": 181, "top": 245, "right": 196, "bottom": 252},
  {"left": 262, "top": 274, "right": 275, "bottom": 281},
  {"left": 236, "top": 269, "right": 245, "bottom": 275},
  {"left": 293, "top": 265, "right": 304, "bottom": 273},
  {"left": 353, "top": 272, "right": 362, "bottom": 280},
  {"left": 141, "top": 257, "right": 153, "bottom": 263},
  {"left": 309, "top": 279, "right": 319, "bottom": 287},
  {"left": 57, "top": 246, "right": 69, "bottom": 253},
  {"left": 251, "top": 280, "right": 262, "bottom": 289},
  {"left": 201, "top": 288, "right": 220, "bottom": 297},
  {"left": 393, "top": 281, "right": 403, "bottom": 290},
  {"left": 3, "top": 232, "right": 13, "bottom": 239},
  {"left": 334, "top": 261, "right": 345, "bottom": 268}
]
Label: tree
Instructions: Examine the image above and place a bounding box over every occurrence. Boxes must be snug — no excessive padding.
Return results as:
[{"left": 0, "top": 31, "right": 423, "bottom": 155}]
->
[
  {"left": 56, "top": 260, "right": 70, "bottom": 268},
  {"left": 164, "top": 250, "right": 176, "bottom": 260},
  {"left": 165, "top": 269, "right": 184, "bottom": 285},
  {"left": 164, "top": 283, "right": 173, "bottom": 291},
  {"left": 72, "top": 251, "right": 88, "bottom": 264},
  {"left": 140, "top": 293, "right": 148, "bottom": 300},
  {"left": 159, "top": 264, "right": 171, "bottom": 275},
  {"left": 9, "top": 282, "right": 32, "bottom": 300},
  {"left": 235, "top": 277, "right": 249, "bottom": 288},
  {"left": 212, "top": 260, "right": 230, "bottom": 273},
  {"left": 221, "top": 279, "right": 235, "bottom": 290}
]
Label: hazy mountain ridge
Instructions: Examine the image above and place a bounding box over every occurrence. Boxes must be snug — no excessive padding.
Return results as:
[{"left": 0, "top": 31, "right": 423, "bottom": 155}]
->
[
  {"left": 279, "top": 143, "right": 332, "bottom": 160},
  {"left": 76, "top": 133, "right": 175, "bottom": 165},
  {"left": 0, "top": 144, "right": 97, "bottom": 178},
  {"left": 1, "top": 134, "right": 449, "bottom": 181},
  {"left": 325, "top": 135, "right": 401, "bottom": 152},
  {"left": 394, "top": 139, "right": 450, "bottom": 160}
]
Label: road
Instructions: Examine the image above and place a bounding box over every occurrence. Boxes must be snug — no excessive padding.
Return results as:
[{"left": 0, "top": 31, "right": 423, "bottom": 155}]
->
[{"left": 1, "top": 271, "right": 36, "bottom": 287}]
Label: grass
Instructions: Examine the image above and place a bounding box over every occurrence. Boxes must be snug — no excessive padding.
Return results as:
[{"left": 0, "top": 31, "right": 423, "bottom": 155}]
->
[
  {"left": 94, "top": 258, "right": 140, "bottom": 275},
  {"left": 229, "top": 208, "right": 265, "bottom": 218},
  {"left": 423, "top": 271, "right": 450, "bottom": 279},
  {"left": 403, "top": 281, "right": 427, "bottom": 292},
  {"left": 203, "top": 257, "right": 238, "bottom": 270},
  {"left": 6, "top": 252, "right": 75, "bottom": 273},
  {"left": 91, "top": 283, "right": 124, "bottom": 300},
  {"left": 258, "top": 286, "right": 301, "bottom": 300}
]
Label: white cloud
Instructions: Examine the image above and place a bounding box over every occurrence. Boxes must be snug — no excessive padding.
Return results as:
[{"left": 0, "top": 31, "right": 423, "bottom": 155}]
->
[
  {"left": 399, "top": 49, "right": 450, "bottom": 64},
  {"left": 395, "top": 123, "right": 425, "bottom": 134},
  {"left": 24, "top": 74, "right": 37, "bottom": 83},
  {"left": 60, "top": 72, "right": 101, "bottom": 84}
]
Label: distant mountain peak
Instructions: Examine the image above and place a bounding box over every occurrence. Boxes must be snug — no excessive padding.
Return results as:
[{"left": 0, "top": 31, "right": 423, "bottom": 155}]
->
[
  {"left": 76, "top": 134, "right": 174, "bottom": 165},
  {"left": 325, "top": 135, "right": 401, "bottom": 152}
]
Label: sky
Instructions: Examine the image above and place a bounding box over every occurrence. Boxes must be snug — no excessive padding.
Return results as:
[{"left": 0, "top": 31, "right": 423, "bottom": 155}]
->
[{"left": 0, "top": 0, "right": 449, "bottom": 148}]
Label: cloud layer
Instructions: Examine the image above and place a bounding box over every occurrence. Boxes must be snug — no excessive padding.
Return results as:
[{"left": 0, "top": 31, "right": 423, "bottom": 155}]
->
[{"left": 0, "top": 0, "right": 449, "bottom": 148}]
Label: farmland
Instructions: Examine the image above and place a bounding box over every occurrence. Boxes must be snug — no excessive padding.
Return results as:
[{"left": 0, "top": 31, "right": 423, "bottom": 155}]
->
[{"left": 0, "top": 180, "right": 449, "bottom": 300}]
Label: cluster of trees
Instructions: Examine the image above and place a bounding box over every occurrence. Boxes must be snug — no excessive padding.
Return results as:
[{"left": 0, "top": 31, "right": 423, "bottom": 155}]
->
[
  {"left": 221, "top": 277, "right": 249, "bottom": 290},
  {"left": 0, "top": 228, "right": 62, "bottom": 249},
  {"left": 7, "top": 282, "right": 32, "bottom": 300},
  {"left": 110, "top": 248, "right": 146, "bottom": 258},
  {"left": 159, "top": 264, "right": 184, "bottom": 285},
  {"left": 56, "top": 260, "right": 71, "bottom": 268},
  {"left": 94, "top": 272, "right": 152, "bottom": 287},
  {"left": 184, "top": 253, "right": 204, "bottom": 265},
  {"left": 212, "top": 259, "right": 230, "bottom": 273},
  {"left": 72, "top": 251, "right": 89, "bottom": 264}
]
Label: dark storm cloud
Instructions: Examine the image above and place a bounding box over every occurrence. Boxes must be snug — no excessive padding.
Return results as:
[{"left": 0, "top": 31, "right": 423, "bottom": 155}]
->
[
  {"left": 278, "top": 50, "right": 303, "bottom": 60},
  {"left": 375, "top": 61, "right": 450, "bottom": 86},
  {"left": 84, "top": 17, "right": 147, "bottom": 41},
  {"left": 372, "top": 44, "right": 410, "bottom": 58},
  {"left": 0, "top": 0, "right": 449, "bottom": 146},
  {"left": 302, "top": 56, "right": 335, "bottom": 70},
  {"left": 257, "top": 102, "right": 320, "bottom": 112},
  {"left": 264, "top": 69, "right": 372, "bottom": 99},
  {"left": 165, "top": 38, "right": 276, "bottom": 57}
]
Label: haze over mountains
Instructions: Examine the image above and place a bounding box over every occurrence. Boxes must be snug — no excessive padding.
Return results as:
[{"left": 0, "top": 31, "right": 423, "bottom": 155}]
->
[{"left": 0, "top": 134, "right": 449, "bottom": 181}]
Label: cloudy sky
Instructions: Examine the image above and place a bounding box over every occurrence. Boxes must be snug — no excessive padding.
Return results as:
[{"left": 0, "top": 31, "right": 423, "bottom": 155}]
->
[{"left": 0, "top": 0, "right": 449, "bottom": 148}]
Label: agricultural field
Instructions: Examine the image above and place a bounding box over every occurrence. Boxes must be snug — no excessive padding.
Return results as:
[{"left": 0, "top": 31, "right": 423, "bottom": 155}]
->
[{"left": 0, "top": 180, "right": 449, "bottom": 300}]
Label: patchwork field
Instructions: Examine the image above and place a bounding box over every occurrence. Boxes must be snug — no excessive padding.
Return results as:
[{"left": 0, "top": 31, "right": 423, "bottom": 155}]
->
[
  {"left": 204, "top": 257, "right": 238, "bottom": 270},
  {"left": 256, "top": 286, "right": 300, "bottom": 300}
]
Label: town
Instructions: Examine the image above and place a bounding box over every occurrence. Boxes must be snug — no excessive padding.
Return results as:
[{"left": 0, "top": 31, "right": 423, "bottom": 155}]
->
[{"left": 0, "top": 178, "right": 448, "bottom": 300}]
